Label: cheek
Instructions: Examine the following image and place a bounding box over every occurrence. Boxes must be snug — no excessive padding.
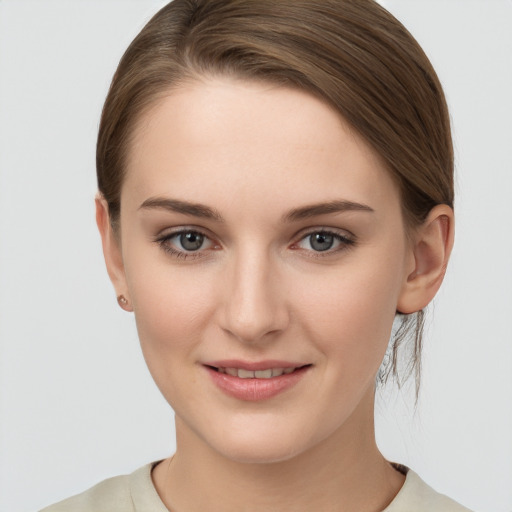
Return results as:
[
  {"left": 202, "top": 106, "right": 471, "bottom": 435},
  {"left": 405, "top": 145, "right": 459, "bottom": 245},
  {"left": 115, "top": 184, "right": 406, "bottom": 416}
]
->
[
  {"left": 126, "top": 264, "right": 222, "bottom": 416},
  {"left": 294, "top": 254, "right": 403, "bottom": 375},
  {"left": 125, "top": 255, "right": 217, "bottom": 364}
]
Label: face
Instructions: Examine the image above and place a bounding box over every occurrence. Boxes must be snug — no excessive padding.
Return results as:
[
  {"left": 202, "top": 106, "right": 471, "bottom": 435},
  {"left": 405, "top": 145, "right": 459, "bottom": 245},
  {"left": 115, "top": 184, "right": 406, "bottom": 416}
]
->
[{"left": 112, "top": 78, "right": 415, "bottom": 463}]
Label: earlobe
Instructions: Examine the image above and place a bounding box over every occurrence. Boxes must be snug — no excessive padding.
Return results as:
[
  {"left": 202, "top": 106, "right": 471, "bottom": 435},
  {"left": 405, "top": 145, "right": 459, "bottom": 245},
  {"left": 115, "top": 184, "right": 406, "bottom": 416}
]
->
[
  {"left": 397, "top": 204, "right": 454, "bottom": 314},
  {"left": 95, "top": 195, "right": 133, "bottom": 312}
]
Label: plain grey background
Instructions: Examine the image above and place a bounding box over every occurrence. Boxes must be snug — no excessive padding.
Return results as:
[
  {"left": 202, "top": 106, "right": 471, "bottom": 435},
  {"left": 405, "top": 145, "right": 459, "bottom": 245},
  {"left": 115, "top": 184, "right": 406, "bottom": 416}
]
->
[{"left": 0, "top": 1, "right": 511, "bottom": 511}]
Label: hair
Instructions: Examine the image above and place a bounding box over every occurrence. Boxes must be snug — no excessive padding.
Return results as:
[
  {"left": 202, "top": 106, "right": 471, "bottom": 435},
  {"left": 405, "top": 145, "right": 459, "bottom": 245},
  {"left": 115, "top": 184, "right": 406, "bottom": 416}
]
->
[{"left": 96, "top": 0, "right": 453, "bottom": 392}]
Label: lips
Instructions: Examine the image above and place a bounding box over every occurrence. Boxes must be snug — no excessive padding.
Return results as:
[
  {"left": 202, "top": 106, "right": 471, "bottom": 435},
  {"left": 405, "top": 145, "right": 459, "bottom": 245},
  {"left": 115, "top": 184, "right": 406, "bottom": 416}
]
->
[
  {"left": 218, "top": 367, "right": 296, "bottom": 378},
  {"left": 203, "top": 360, "right": 311, "bottom": 401}
]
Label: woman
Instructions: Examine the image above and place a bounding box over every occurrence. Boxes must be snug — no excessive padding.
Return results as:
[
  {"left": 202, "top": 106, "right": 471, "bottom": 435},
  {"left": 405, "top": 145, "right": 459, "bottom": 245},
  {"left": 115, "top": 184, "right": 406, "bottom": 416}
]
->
[{"left": 42, "top": 0, "right": 471, "bottom": 510}]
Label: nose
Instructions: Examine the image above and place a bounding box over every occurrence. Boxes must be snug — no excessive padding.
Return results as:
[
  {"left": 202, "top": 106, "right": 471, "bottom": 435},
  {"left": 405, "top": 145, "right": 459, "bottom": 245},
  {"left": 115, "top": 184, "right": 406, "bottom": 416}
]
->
[{"left": 218, "top": 247, "right": 289, "bottom": 344}]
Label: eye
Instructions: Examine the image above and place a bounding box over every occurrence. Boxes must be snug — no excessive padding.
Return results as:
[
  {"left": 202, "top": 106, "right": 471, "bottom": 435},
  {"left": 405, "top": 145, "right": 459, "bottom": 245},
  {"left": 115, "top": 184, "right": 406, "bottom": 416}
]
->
[
  {"left": 178, "top": 231, "right": 206, "bottom": 251},
  {"left": 306, "top": 232, "right": 336, "bottom": 252},
  {"left": 155, "top": 229, "right": 216, "bottom": 259},
  {"left": 293, "top": 230, "right": 355, "bottom": 254}
]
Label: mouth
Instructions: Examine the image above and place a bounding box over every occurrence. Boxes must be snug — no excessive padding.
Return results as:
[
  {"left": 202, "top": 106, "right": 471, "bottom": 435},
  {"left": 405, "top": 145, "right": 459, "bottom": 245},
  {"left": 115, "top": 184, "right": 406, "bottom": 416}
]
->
[
  {"left": 206, "top": 365, "right": 309, "bottom": 379},
  {"left": 203, "top": 361, "right": 312, "bottom": 401}
]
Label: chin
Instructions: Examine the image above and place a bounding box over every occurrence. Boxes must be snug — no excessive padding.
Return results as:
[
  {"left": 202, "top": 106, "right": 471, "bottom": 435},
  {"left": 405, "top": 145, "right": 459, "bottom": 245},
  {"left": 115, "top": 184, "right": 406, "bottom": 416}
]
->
[
  {"left": 196, "top": 415, "right": 324, "bottom": 465},
  {"left": 214, "top": 436, "right": 307, "bottom": 465}
]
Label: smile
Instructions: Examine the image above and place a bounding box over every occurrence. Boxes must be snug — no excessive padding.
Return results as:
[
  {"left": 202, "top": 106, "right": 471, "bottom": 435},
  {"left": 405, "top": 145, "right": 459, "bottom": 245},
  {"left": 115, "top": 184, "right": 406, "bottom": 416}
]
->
[
  {"left": 215, "top": 367, "right": 297, "bottom": 378},
  {"left": 204, "top": 362, "right": 311, "bottom": 401}
]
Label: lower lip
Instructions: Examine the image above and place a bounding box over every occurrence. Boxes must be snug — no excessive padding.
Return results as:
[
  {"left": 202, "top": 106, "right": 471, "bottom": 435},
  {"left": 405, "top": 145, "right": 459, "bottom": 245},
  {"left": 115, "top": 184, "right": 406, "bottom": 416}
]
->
[{"left": 205, "top": 366, "right": 310, "bottom": 401}]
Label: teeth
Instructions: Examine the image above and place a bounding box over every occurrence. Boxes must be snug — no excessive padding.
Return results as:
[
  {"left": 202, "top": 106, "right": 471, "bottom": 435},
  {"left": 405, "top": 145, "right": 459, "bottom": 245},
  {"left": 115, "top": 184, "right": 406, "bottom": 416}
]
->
[
  {"left": 218, "top": 367, "right": 298, "bottom": 378},
  {"left": 255, "top": 369, "right": 272, "bottom": 379}
]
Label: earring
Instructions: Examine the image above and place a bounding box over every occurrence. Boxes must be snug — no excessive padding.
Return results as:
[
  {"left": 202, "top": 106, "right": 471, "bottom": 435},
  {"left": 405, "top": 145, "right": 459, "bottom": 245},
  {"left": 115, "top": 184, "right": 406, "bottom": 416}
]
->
[{"left": 117, "top": 294, "right": 129, "bottom": 308}]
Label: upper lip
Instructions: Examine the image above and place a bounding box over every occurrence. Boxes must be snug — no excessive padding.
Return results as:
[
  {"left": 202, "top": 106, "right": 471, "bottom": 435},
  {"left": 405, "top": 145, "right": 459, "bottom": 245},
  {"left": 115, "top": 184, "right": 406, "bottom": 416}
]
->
[{"left": 203, "top": 360, "right": 309, "bottom": 371}]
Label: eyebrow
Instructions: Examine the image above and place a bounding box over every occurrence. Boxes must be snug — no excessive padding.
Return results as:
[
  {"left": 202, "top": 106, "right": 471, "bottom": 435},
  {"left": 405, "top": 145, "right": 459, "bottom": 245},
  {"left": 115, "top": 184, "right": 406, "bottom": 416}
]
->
[
  {"left": 139, "top": 197, "right": 224, "bottom": 222},
  {"left": 138, "top": 197, "right": 374, "bottom": 223},
  {"left": 282, "top": 200, "right": 374, "bottom": 222}
]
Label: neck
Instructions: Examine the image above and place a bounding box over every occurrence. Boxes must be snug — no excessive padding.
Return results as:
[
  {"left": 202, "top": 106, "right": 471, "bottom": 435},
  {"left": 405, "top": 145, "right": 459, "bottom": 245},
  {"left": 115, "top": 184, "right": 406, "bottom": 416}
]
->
[{"left": 153, "top": 390, "right": 404, "bottom": 512}]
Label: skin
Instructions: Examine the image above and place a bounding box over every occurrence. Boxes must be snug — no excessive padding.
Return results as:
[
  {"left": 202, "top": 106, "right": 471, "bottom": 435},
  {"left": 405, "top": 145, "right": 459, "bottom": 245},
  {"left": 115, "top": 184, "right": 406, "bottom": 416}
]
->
[{"left": 97, "top": 77, "right": 454, "bottom": 512}]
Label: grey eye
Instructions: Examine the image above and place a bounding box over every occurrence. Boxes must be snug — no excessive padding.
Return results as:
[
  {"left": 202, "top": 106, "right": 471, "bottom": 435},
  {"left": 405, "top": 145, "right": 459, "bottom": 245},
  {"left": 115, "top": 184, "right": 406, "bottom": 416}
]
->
[
  {"left": 309, "top": 233, "right": 334, "bottom": 252},
  {"left": 179, "top": 232, "right": 205, "bottom": 251}
]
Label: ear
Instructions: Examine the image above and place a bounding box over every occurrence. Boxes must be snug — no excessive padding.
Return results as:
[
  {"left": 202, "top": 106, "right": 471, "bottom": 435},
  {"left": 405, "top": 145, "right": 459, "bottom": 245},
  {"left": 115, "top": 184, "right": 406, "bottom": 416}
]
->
[
  {"left": 95, "top": 195, "right": 133, "bottom": 312},
  {"left": 397, "top": 204, "right": 454, "bottom": 314}
]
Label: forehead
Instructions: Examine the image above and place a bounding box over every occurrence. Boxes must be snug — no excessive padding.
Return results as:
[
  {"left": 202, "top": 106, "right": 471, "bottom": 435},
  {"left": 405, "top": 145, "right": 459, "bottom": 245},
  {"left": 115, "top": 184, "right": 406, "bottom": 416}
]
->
[{"left": 123, "top": 77, "right": 400, "bottom": 219}]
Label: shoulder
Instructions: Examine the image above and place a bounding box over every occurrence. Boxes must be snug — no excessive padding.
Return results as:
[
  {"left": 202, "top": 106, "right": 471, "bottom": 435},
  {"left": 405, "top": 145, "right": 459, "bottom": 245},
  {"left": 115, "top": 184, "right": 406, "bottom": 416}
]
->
[
  {"left": 39, "top": 463, "right": 166, "bottom": 512},
  {"left": 385, "top": 468, "right": 474, "bottom": 512},
  {"left": 39, "top": 473, "right": 132, "bottom": 512}
]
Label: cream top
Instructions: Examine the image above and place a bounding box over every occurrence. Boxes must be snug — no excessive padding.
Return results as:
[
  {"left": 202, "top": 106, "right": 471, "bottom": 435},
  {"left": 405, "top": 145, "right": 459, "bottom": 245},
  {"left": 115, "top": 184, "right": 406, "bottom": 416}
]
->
[{"left": 40, "top": 462, "right": 473, "bottom": 512}]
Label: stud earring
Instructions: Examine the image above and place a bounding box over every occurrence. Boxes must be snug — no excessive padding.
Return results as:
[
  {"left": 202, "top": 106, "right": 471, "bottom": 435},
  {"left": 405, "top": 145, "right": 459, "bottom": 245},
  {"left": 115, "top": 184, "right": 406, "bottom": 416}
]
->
[{"left": 117, "top": 295, "right": 129, "bottom": 308}]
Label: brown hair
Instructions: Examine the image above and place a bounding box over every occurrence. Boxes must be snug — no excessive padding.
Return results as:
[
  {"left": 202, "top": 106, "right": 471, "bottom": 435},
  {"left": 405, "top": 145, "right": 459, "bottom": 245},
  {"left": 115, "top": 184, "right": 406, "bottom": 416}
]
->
[{"left": 97, "top": 0, "right": 453, "bottom": 391}]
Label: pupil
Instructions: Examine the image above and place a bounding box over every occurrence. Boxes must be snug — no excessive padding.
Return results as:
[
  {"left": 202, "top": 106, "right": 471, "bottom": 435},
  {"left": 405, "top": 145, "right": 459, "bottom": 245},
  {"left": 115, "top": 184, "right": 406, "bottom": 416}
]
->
[
  {"left": 180, "top": 232, "right": 204, "bottom": 251},
  {"left": 310, "top": 233, "right": 334, "bottom": 252}
]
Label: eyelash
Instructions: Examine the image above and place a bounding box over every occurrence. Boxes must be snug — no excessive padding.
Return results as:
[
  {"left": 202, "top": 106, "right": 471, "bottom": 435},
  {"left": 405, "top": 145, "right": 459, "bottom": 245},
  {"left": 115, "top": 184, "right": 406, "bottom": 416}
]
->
[
  {"left": 154, "top": 228, "right": 214, "bottom": 260},
  {"left": 154, "top": 228, "right": 356, "bottom": 261},
  {"left": 291, "top": 230, "right": 356, "bottom": 258}
]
